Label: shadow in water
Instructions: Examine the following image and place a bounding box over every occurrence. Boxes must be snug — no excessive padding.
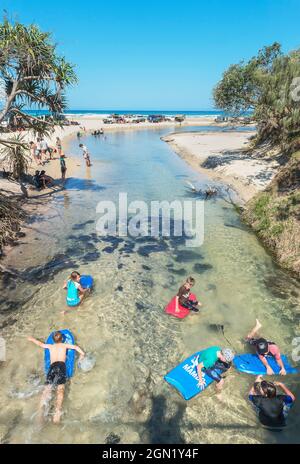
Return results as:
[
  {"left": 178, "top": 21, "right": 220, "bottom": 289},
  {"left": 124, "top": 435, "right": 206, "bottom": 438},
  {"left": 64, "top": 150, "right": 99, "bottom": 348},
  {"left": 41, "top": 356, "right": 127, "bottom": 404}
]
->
[
  {"left": 64, "top": 177, "right": 106, "bottom": 192},
  {"left": 144, "top": 395, "right": 186, "bottom": 444}
]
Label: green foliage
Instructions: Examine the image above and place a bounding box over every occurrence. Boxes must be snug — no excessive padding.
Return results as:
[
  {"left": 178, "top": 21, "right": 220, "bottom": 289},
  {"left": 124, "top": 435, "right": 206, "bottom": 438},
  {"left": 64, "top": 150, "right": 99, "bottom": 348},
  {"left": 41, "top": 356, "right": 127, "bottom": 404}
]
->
[
  {"left": 0, "top": 135, "right": 30, "bottom": 179},
  {"left": 253, "top": 193, "right": 270, "bottom": 217},
  {"left": 0, "top": 18, "right": 77, "bottom": 135},
  {"left": 213, "top": 42, "right": 300, "bottom": 152},
  {"left": 270, "top": 224, "right": 284, "bottom": 236}
]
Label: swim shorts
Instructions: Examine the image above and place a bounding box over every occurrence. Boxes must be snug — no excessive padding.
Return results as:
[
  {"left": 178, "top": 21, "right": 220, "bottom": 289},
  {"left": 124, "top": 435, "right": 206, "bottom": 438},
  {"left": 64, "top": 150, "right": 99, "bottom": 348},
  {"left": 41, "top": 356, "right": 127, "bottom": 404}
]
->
[{"left": 46, "top": 361, "right": 67, "bottom": 386}]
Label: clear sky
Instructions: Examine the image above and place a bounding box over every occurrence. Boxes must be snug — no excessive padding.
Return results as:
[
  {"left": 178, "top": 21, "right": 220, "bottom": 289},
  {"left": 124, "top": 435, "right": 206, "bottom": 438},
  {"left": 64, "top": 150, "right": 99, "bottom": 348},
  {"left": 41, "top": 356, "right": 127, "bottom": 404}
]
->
[{"left": 2, "top": 0, "right": 300, "bottom": 110}]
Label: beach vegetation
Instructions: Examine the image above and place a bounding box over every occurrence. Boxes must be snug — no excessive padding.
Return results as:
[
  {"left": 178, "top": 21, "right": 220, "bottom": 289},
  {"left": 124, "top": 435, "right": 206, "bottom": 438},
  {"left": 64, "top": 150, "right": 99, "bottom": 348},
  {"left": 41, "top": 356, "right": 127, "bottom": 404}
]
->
[
  {"left": 243, "top": 158, "right": 300, "bottom": 275},
  {"left": 0, "top": 18, "right": 77, "bottom": 135},
  {"left": 213, "top": 43, "right": 300, "bottom": 154},
  {"left": 0, "top": 18, "right": 77, "bottom": 253},
  {"left": 0, "top": 134, "right": 30, "bottom": 179}
]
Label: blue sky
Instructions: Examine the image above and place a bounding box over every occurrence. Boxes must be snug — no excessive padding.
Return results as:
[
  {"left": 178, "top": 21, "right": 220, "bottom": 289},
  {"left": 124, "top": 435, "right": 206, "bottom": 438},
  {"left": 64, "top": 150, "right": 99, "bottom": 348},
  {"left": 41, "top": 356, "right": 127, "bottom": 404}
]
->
[{"left": 2, "top": 0, "right": 300, "bottom": 110}]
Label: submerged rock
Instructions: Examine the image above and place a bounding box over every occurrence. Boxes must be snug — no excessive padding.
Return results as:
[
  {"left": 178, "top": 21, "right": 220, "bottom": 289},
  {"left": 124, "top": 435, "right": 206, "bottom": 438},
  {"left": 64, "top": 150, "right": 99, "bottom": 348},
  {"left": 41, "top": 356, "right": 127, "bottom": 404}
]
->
[
  {"left": 105, "top": 433, "right": 121, "bottom": 444},
  {"left": 142, "top": 265, "right": 151, "bottom": 271},
  {"left": 174, "top": 250, "right": 202, "bottom": 262},
  {"left": 102, "top": 246, "right": 117, "bottom": 254},
  {"left": 193, "top": 263, "right": 213, "bottom": 273},
  {"left": 137, "top": 242, "right": 168, "bottom": 257}
]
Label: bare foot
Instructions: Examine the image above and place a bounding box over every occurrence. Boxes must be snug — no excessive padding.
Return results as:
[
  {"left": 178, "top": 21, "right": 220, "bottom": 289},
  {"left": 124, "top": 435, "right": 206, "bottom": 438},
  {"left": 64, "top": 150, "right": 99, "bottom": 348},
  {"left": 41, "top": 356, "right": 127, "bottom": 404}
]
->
[{"left": 53, "top": 410, "right": 62, "bottom": 424}]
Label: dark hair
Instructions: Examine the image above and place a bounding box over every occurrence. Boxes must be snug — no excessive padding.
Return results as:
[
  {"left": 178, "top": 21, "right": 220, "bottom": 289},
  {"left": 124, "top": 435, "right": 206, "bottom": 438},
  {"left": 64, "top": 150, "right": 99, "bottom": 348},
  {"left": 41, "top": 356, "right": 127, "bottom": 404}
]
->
[
  {"left": 256, "top": 338, "right": 269, "bottom": 355},
  {"left": 186, "top": 276, "right": 195, "bottom": 285},
  {"left": 53, "top": 331, "right": 63, "bottom": 343},
  {"left": 40, "top": 170, "right": 45, "bottom": 175},
  {"left": 261, "top": 381, "right": 276, "bottom": 398},
  {"left": 71, "top": 271, "right": 80, "bottom": 281},
  {"left": 254, "top": 382, "right": 261, "bottom": 395},
  {"left": 79, "top": 144, "right": 83, "bottom": 147}
]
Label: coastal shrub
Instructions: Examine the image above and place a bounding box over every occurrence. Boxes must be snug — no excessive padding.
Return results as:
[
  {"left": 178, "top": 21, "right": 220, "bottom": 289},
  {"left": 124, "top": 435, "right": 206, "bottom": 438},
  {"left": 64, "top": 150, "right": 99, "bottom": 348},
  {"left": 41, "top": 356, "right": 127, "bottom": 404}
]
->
[
  {"left": 214, "top": 43, "right": 300, "bottom": 155},
  {"left": 253, "top": 193, "right": 271, "bottom": 218},
  {"left": 270, "top": 224, "right": 284, "bottom": 237},
  {"left": 0, "top": 18, "right": 77, "bottom": 151},
  {"left": 0, "top": 193, "right": 25, "bottom": 254}
]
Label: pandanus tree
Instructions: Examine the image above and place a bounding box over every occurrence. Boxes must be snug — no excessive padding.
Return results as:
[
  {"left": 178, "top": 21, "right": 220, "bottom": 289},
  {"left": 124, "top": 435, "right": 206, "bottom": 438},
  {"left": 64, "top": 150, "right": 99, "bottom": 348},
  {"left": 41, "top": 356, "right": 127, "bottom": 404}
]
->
[
  {"left": 0, "top": 18, "right": 77, "bottom": 178},
  {"left": 213, "top": 43, "right": 300, "bottom": 154}
]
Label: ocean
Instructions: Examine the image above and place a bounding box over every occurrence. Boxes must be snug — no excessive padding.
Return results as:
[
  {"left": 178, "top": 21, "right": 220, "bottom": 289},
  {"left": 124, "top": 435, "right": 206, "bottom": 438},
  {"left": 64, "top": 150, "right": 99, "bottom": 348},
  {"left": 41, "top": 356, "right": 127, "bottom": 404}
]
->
[{"left": 25, "top": 109, "right": 226, "bottom": 118}]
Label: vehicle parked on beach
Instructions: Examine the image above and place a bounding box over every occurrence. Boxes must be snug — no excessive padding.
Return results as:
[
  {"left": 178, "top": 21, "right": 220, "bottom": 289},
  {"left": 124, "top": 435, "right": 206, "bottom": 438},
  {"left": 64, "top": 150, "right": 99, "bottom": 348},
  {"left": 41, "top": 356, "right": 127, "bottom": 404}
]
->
[
  {"left": 147, "top": 114, "right": 166, "bottom": 123},
  {"left": 175, "top": 114, "right": 185, "bottom": 122},
  {"left": 215, "top": 115, "right": 229, "bottom": 122}
]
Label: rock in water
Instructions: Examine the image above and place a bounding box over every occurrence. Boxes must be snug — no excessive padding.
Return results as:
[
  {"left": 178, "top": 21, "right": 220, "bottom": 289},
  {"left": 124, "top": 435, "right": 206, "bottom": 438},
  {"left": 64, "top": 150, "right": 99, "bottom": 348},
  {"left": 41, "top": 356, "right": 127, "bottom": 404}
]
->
[
  {"left": 105, "top": 433, "right": 121, "bottom": 444},
  {"left": 78, "top": 353, "right": 96, "bottom": 372}
]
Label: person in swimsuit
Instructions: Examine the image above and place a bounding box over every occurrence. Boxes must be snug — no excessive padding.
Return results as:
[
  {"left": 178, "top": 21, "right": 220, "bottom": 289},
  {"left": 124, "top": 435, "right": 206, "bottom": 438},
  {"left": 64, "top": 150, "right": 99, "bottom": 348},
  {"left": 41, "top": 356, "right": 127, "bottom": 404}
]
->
[
  {"left": 63, "top": 271, "right": 89, "bottom": 307},
  {"left": 60, "top": 154, "right": 67, "bottom": 181},
  {"left": 245, "top": 319, "right": 286, "bottom": 376},
  {"left": 28, "top": 331, "right": 85, "bottom": 424},
  {"left": 249, "top": 376, "right": 295, "bottom": 429},
  {"left": 79, "top": 143, "right": 91, "bottom": 167},
  {"left": 175, "top": 277, "right": 202, "bottom": 314},
  {"left": 196, "top": 346, "right": 235, "bottom": 391},
  {"left": 29, "top": 141, "right": 42, "bottom": 165},
  {"left": 56, "top": 137, "right": 62, "bottom": 156}
]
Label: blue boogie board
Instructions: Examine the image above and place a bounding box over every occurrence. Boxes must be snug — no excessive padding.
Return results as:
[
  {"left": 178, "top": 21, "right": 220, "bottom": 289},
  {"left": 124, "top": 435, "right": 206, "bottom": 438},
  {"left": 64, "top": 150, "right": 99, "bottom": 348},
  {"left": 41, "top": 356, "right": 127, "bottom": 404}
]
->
[
  {"left": 80, "top": 275, "right": 94, "bottom": 290},
  {"left": 233, "top": 354, "right": 298, "bottom": 375},
  {"left": 44, "top": 329, "right": 76, "bottom": 379},
  {"left": 164, "top": 350, "right": 224, "bottom": 400}
]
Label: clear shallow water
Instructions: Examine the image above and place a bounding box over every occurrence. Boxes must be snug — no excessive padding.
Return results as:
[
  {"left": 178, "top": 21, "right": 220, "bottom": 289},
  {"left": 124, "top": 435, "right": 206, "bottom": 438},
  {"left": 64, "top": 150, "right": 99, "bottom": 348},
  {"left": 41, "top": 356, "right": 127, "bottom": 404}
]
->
[{"left": 0, "top": 128, "right": 299, "bottom": 444}]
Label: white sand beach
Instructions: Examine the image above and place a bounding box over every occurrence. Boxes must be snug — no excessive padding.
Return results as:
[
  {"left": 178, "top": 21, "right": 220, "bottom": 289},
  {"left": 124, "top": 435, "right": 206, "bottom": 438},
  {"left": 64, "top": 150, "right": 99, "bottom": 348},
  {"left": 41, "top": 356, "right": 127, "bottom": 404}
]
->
[
  {"left": 162, "top": 131, "right": 280, "bottom": 203},
  {"left": 1, "top": 115, "right": 274, "bottom": 205},
  {"left": 0, "top": 114, "right": 220, "bottom": 195}
]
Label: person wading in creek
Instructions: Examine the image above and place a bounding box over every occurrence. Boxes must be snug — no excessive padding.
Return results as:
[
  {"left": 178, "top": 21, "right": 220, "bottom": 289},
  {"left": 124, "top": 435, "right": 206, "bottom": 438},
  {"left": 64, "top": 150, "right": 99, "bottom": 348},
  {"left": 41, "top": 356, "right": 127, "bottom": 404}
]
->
[
  {"left": 79, "top": 143, "right": 91, "bottom": 167},
  {"left": 60, "top": 153, "right": 67, "bottom": 182}
]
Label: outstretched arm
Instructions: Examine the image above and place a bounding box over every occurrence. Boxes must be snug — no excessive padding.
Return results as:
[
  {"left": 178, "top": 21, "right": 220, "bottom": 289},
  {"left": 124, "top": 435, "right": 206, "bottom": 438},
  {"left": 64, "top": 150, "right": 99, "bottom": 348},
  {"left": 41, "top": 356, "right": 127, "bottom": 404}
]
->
[
  {"left": 28, "top": 337, "right": 50, "bottom": 350},
  {"left": 249, "top": 375, "right": 263, "bottom": 395},
  {"left": 275, "top": 382, "right": 295, "bottom": 401},
  {"left": 196, "top": 362, "right": 206, "bottom": 389},
  {"left": 78, "top": 284, "right": 88, "bottom": 294},
  {"left": 65, "top": 344, "right": 85, "bottom": 358},
  {"left": 259, "top": 356, "right": 275, "bottom": 375},
  {"left": 276, "top": 357, "right": 287, "bottom": 376}
]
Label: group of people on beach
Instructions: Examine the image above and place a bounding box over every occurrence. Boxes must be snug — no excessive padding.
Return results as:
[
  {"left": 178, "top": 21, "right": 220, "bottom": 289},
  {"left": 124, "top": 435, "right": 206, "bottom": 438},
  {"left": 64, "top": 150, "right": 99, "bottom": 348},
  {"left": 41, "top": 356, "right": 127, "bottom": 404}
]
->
[
  {"left": 171, "top": 277, "right": 296, "bottom": 429},
  {"left": 27, "top": 271, "right": 296, "bottom": 429},
  {"left": 28, "top": 131, "right": 95, "bottom": 193},
  {"left": 29, "top": 136, "right": 67, "bottom": 183},
  {"left": 29, "top": 138, "right": 54, "bottom": 165}
]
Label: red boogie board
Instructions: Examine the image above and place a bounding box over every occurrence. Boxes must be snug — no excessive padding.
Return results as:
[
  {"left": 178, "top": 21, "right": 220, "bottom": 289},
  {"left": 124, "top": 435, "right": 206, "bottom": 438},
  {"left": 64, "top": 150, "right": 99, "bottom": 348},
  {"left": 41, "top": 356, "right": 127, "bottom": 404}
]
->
[{"left": 165, "top": 293, "right": 197, "bottom": 319}]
